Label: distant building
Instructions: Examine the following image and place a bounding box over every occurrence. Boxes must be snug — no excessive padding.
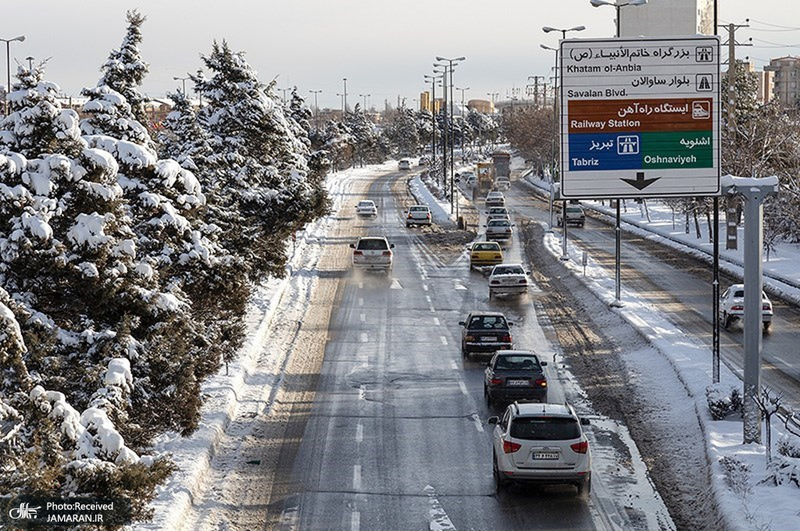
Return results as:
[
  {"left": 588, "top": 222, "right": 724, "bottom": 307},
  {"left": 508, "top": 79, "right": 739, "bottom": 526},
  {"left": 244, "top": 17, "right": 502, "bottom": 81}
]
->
[
  {"left": 764, "top": 56, "right": 800, "bottom": 108},
  {"left": 419, "top": 91, "right": 442, "bottom": 113},
  {"left": 620, "top": 0, "right": 714, "bottom": 37},
  {"left": 468, "top": 99, "right": 494, "bottom": 114}
]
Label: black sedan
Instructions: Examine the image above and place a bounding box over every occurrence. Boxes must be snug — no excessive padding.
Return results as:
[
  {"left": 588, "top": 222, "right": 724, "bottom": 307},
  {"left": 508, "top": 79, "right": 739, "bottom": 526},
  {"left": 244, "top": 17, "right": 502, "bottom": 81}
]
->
[
  {"left": 483, "top": 350, "right": 548, "bottom": 406},
  {"left": 459, "top": 311, "right": 513, "bottom": 359}
]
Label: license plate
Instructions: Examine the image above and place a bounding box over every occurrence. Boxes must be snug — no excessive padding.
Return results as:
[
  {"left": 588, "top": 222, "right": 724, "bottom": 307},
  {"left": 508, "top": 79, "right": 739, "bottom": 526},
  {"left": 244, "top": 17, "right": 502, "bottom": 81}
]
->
[
  {"left": 506, "top": 379, "right": 528, "bottom": 386},
  {"left": 532, "top": 452, "right": 559, "bottom": 460},
  {"left": 481, "top": 336, "right": 497, "bottom": 342}
]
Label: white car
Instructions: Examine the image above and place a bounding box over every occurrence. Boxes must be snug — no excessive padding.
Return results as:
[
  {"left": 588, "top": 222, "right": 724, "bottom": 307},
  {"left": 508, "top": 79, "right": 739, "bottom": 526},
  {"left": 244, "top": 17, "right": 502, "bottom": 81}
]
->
[
  {"left": 350, "top": 236, "right": 394, "bottom": 272},
  {"left": 405, "top": 204, "right": 432, "bottom": 227},
  {"left": 356, "top": 200, "right": 377, "bottom": 217},
  {"left": 398, "top": 159, "right": 411, "bottom": 170},
  {"left": 485, "top": 191, "right": 505, "bottom": 207},
  {"left": 484, "top": 218, "right": 514, "bottom": 241},
  {"left": 489, "top": 402, "right": 592, "bottom": 494},
  {"left": 488, "top": 264, "right": 530, "bottom": 299},
  {"left": 494, "top": 176, "right": 511, "bottom": 191},
  {"left": 486, "top": 206, "right": 511, "bottom": 223},
  {"left": 719, "top": 284, "right": 774, "bottom": 331},
  {"left": 460, "top": 170, "right": 476, "bottom": 186}
]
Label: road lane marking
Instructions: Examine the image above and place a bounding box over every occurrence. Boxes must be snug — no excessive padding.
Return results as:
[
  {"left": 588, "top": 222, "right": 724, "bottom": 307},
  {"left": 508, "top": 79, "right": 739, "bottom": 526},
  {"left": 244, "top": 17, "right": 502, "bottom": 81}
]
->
[
  {"left": 424, "top": 485, "right": 456, "bottom": 531},
  {"left": 426, "top": 295, "right": 432, "bottom": 304},
  {"left": 353, "top": 465, "right": 361, "bottom": 490},
  {"left": 356, "top": 422, "right": 363, "bottom": 443},
  {"left": 433, "top": 317, "right": 440, "bottom": 326},
  {"left": 360, "top": 313, "right": 366, "bottom": 323},
  {"left": 351, "top": 511, "right": 360, "bottom": 531},
  {"left": 358, "top": 282, "right": 363, "bottom": 289},
  {"left": 423, "top": 284, "right": 429, "bottom": 291},
  {"left": 471, "top": 413, "right": 485, "bottom": 433},
  {"left": 360, "top": 332, "right": 368, "bottom": 343},
  {"left": 440, "top": 336, "right": 448, "bottom": 345},
  {"left": 458, "top": 381, "right": 468, "bottom": 396},
  {"left": 358, "top": 297, "right": 363, "bottom": 307},
  {"left": 450, "top": 360, "right": 458, "bottom": 370}
]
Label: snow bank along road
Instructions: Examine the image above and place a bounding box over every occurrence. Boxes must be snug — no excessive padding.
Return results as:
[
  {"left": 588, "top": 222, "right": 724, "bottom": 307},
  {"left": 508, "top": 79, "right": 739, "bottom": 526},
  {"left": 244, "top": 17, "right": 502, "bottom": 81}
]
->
[{"left": 144, "top": 164, "right": 692, "bottom": 531}]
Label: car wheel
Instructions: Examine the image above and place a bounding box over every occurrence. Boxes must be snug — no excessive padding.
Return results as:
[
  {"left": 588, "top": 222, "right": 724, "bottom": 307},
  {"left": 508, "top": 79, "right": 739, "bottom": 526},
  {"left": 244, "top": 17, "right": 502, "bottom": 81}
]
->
[
  {"left": 493, "top": 455, "right": 507, "bottom": 492},
  {"left": 462, "top": 343, "right": 469, "bottom": 359},
  {"left": 723, "top": 313, "right": 732, "bottom": 330},
  {"left": 488, "top": 290, "right": 493, "bottom": 300},
  {"left": 485, "top": 386, "right": 492, "bottom": 406},
  {"left": 577, "top": 477, "right": 591, "bottom": 496},
  {"left": 763, "top": 321, "right": 771, "bottom": 332}
]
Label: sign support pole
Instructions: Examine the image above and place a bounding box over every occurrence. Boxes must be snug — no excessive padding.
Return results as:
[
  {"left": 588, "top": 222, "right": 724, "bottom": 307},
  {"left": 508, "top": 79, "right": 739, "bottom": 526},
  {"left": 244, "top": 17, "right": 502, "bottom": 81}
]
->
[{"left": 612, "top": 201, "right": 623, "bottom": 307}]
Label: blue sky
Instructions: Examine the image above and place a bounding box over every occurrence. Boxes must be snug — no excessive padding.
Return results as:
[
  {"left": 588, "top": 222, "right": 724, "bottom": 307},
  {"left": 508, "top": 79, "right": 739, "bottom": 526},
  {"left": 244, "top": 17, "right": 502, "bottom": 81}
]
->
[{"left": 3, "top": 0, "right": 798, "bottom": 110}]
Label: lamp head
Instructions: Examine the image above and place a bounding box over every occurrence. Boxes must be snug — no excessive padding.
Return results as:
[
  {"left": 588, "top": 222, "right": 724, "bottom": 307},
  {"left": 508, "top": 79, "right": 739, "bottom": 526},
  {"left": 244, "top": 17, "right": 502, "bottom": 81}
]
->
[
  {"left": 15, "top": 36, "right": 26, "bottom": 43},
  {"left": 542, "top": 26, "right": 557, "bottom": 33},
  {"left": 569, "top": 25, "right": 587, "bottom": 32},
  {"left": 590, "top": 0, "right": 610, "bottom": 6}
]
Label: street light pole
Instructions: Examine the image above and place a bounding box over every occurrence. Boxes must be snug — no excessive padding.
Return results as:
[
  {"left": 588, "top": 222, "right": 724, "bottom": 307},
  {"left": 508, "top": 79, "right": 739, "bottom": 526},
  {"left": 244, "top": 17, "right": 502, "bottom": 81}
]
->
[
  {"left": 542, "top": 26, "right": 584, "bottom": 260},
  {"left": 2, "top": 35, "right": 26, "bottom": 116},
  {"left": 436, "top": 56, "right": 466, "bottom": 221},
  {"left": 342, "top": 77, "right": 348, "bottom": 112},
  {"left": 589, "top": 0, "right": 647, "bottom": 305},
  {"left": 309, "top": 89, "right": 322, "bottom": 129},
  {"left": 173, "top": 75, "right": 189, "bottom": 95},
  {"left": 359, "top": 93, "right": 370, "bottom": 112}
]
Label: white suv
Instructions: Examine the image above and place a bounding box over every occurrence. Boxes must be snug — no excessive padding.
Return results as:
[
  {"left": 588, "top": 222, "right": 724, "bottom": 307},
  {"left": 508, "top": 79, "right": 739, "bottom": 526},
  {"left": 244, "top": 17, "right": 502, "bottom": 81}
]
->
[
  {"left": 489, "top": 402, "right": 591, "bottom": 495},
  {"left": 350, "top": 236, "right": 394, "bottom": 273},
  {"left": 405, "top": 205, "right": 432, "bottom": 227}
]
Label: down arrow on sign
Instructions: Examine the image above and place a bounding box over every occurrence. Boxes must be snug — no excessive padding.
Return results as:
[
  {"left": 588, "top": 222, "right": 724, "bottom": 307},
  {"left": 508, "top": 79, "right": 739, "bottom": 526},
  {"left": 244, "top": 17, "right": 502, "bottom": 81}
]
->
[{"left": 621, "top": 171, "right": 660, "bottom": 191}]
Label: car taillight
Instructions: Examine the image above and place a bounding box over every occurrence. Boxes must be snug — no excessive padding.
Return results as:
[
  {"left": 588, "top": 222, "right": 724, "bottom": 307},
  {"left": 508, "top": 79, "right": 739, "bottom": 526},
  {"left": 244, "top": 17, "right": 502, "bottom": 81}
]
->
[
  {"left": 731, "top": 305, "right": 743, "bottom": 311},
  {"left": 505, "top": 228, "right": 511, "bottom": 232},
  {"left": 426, "top": 213, "right": 431, "bottom": 219},
  {"left": 570, "top": 440, "right": 589, "bottom": 454},
  {"left": 407, "top": 213, "right": 413, "bottom": 219},
  {"left": 465, "top": 335, "right": 476, "bottom": 341},
  {"left": 519, "top": 279, "right": 527, "bottom": 284},
  {"left": 494, "top": 254, "right": 502, "bottom": 259},
  {"left": 353, "top": 251, "right": 363, "bottom": 255},
  {"left": 500, "top": 334, "right": 512, "bottom": 342},
  {"left": 534, "top": 378, "right": 547, "bottom": 388},
  {"left": 382, "top": 251, "right": 392, "bottom": 256},
  {"left": 489, "top": 378, "right": 502, "bottom": 386},
  {"left": 503, "top": 440, "right": 522, "bottom": 454},
  {"left": 763, "top": 304, "right": 771, "bottom": 311},
  {"left": 491, "top": 280, "right": 500, "bottom": 285}
]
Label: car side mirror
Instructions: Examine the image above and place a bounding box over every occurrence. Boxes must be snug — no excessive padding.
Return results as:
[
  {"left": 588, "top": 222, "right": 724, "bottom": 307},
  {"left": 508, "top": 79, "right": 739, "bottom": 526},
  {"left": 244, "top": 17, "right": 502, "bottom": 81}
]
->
[
  {"left": 508, "top": 322, "right": 514, "bottom": 326},
  {"left": 458, "top": 321, "right": 466, "bottom": 326},
  {"left": 349, "top": 243, "right": 355, "bottom": 248},
  {"left": 580, "top": 417, "right": 590, "bottom": 426},
  {"left": 483, "top": 224, "right": 487, "bottom": 227},
  {"left": 487, "top": 416, "right": 499, "bottom": 425},
  {"left": 511, "top": 224, "right": 516, "bottom": 227},
  {"left": 540, "top": 361, "right": 548, "bottom": 366},
  {"left": 390, "top": 244, "right": 395, "bottom": 249}
]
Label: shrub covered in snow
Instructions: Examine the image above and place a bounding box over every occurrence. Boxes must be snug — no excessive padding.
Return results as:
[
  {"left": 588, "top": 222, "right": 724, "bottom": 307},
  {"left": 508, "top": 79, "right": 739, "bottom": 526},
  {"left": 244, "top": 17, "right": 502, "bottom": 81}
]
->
[{"left": 705, "top": 383, "right": 743, "bottom": 420}]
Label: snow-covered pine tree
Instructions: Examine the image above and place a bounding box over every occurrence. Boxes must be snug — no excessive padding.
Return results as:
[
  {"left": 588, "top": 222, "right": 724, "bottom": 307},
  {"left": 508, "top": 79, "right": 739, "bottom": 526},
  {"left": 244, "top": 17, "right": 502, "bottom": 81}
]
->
[
  {"left": 385, "top": 107, "right": 421, "bottom": 157},
  {"left": 192, "top": 40, "right": 328, "bottom": 279},
  {"left": 0, "top": 64, "right": 83, "bottom": 159},
  {"left": 158, "top": 89, "right": 214, "bottom": 172},
  {"left": 97, "top": 10, "right": 150, "bottom": 127}
]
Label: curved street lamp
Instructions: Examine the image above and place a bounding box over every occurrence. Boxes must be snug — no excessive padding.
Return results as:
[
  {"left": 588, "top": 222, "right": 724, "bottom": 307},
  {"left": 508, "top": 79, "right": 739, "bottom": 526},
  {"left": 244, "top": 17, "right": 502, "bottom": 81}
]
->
[
  {"left": 542, "top": 25, "right": 586, "bottom": 39},
  {"left": 590, "top": 0, "right": 647, "bottom": 37},
  {"left": 2, "top": 35, "right": 25, "bottom": 116}
]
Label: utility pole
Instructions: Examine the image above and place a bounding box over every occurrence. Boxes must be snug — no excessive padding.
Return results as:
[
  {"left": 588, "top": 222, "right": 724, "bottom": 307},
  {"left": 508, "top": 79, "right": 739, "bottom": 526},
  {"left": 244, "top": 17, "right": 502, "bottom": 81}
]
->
[{"left": 309, "top": 89, "right": 322, "bottom": 130}]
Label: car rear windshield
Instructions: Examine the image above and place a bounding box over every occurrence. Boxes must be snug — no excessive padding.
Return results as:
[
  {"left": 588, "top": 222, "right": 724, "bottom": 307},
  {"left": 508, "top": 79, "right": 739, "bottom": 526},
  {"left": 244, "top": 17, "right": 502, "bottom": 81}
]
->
[
  {"left": 357, "top": 239, "right": 388, "bottom": 250},
  {"left": 495, "top": 355, "right": 541, "bottom": 371},
  {"left": 474, "top": 243, "right": 500, "bottom": 251},
  {"left": 510, "top": 417, "right": 580, "bottom": 441},
  {"left": 410, "top": 206, "right": 428, "bottom": 212},
  {"left": 468, "top": 315, "right": 508, "bottom": 330},
  {"left": 358, "top": 201, "right": 374, "bottom": 207},
  {"left": 493, "top": 266, "right": 524, "bottom": 275},
  {"left": 488, "top": 220, "right": 510, "bottom": 226}
]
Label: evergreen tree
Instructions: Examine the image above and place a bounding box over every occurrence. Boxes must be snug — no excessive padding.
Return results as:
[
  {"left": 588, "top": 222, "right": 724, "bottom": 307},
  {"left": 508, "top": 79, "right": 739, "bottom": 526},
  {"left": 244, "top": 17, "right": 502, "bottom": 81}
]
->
[
  {"left": 97, "top": 10, "right": 150, "bottom": 126},
  {"left": 191, "top": 40, "right": 328, "bottom": 279},
  {"left": 384, "top": 107, "right": 421, "bottom": 156}
]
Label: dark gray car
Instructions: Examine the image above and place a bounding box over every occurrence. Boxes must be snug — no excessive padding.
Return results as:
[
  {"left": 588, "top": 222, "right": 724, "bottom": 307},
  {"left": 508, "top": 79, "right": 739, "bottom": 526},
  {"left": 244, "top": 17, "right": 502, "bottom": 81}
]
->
[
  {"left": 484, "top": 350, "right": 548, "bottom": 406},
  {"left": 459, "top": 312, "right": 513, "bottom": 359}
]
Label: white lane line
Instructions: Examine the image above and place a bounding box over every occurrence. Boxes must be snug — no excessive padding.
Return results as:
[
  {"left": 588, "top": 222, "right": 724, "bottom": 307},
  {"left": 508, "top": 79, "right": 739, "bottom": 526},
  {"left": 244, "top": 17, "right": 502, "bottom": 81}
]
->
[
  {"left": 423, "top": 284, "right": 429, "bottom": 291},
  {"left": 353, "top": 464, "right": 362, "bottom": 490},
  {"left": 450, "top": 360, "right": 458, "bottom": 370},
  {"left": 458, "top": 381, "right": 468, "bottom": 396},
  {"left": 424, "top": 485, "right": 457, "bottom": 531},
  {"left": 440, "top": 336, "right": 448, "bottom": 346},
  {"left": 356, "top": 422, "right": 363, "bottom": 443},
  {"left": 359, "top": 282, "right": 363, "bottom": 289},
  {"left": 358, "top": 297, "right": 363, "bottom": 307},
  {"left": 426, "top": 295, "right": 432, "bottom": 304},
  {"left": 360, "top": 313, "right": 366, "bottom": 323},
  {"left": 351, "top": 511, "right": 360, "bottom": 531},
  {"left": 471, "top": 413, "right": 485, "bottom": 433},
  {"left": 433, "top": 317, "right": 440, "bottom": 326},
  {"left": 360, "top": 332, "right": 368, "bottom": 343}
]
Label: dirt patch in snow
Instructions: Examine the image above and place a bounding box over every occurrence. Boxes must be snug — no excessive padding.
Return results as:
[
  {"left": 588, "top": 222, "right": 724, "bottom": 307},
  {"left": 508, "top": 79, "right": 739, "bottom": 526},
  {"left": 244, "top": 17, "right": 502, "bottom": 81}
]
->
[{"left": 520, "top": 219, "right": 729, "bottom": 531}]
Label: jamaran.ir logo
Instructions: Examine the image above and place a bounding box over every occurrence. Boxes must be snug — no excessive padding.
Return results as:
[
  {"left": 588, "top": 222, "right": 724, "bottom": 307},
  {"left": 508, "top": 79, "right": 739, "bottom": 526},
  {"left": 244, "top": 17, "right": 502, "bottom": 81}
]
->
[{"left": 8, "top": 501, "right": 41, "bottom": 520}]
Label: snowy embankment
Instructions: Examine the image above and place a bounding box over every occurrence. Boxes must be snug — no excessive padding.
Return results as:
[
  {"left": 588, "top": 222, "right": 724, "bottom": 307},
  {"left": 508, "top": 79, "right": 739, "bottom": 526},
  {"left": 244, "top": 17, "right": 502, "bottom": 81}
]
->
[
  {"left": 528, "top": 175, "right": 800, "bottom": 531},
  {"left": 140, "top": 163, "right": 396, "bottom": 531}
]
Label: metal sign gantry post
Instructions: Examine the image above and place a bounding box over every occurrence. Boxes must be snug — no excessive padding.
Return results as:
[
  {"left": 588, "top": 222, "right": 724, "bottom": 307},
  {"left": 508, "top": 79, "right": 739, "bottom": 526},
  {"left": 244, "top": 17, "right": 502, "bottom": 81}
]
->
[{"left": 722, "top": 175, "right": 779, "bottom": 444}]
